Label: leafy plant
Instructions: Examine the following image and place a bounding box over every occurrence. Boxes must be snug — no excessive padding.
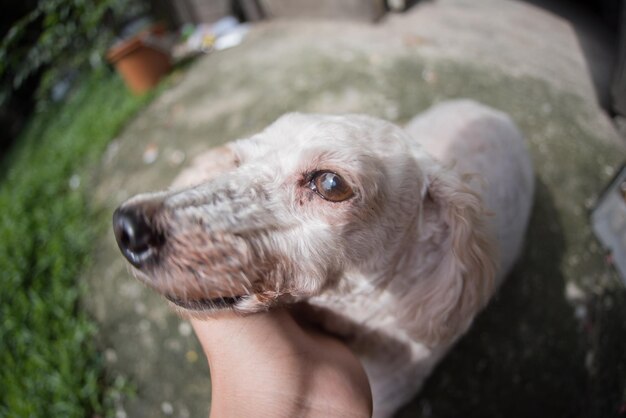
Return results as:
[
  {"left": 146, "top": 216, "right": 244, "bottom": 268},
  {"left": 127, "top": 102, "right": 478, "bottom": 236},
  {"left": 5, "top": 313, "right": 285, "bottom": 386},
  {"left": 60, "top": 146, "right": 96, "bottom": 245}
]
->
[{"left": 0, "top": 0, "right": 147, "bottom": 108}]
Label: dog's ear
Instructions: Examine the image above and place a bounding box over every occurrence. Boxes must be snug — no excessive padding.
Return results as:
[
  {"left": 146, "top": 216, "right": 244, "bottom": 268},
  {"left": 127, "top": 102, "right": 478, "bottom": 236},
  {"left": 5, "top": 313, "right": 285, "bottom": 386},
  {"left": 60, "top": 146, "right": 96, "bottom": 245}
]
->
[{"left": 404, "top": 169, "right": 497, "bottom": 345}]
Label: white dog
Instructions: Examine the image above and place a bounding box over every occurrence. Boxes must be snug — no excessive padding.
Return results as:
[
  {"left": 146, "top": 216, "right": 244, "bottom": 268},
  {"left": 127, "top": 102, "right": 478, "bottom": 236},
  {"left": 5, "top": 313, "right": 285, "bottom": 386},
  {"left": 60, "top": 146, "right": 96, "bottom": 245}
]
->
[{"left": 113, "top": 100, "right": 534, "bottom": 417}]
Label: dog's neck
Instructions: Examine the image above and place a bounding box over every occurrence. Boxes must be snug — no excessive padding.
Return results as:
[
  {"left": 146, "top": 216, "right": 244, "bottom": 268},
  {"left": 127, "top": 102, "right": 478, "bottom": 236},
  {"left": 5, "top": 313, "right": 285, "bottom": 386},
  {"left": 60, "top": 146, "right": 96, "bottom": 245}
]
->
[{"left": 309, "top": 191, "right": 452, "bottom": 343}]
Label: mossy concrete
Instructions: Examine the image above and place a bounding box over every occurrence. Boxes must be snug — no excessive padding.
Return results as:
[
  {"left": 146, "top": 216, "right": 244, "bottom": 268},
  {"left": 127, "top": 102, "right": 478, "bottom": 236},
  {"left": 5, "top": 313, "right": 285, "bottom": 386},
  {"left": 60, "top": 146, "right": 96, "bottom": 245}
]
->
[{"left": 84, "top": 2, "right": 625, "bottom": 417}]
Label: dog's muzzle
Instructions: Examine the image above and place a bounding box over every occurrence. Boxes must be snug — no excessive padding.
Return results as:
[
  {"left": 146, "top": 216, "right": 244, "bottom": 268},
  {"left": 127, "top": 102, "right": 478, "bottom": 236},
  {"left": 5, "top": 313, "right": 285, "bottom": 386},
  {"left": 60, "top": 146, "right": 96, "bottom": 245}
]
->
[
  {"left": 111, "top": 175, "right": 288, "bottom": 315},
  {"left": 113, "top": 206, "right": 164, "bottom": 268}
]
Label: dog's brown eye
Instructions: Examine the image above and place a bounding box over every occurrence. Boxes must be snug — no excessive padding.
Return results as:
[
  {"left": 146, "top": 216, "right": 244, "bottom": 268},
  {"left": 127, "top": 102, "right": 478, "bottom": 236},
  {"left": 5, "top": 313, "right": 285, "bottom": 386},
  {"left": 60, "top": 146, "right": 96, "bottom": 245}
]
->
[{"left": 309, "top": 171, "right": 354, "bottom": 202}]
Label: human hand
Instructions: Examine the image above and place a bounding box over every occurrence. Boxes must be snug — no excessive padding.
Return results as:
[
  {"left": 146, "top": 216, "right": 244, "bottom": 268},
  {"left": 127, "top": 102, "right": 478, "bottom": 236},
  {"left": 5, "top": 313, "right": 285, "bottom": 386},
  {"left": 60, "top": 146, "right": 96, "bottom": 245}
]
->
[{"left": 191, "top": 308, "right": 372, "bottom": 418}]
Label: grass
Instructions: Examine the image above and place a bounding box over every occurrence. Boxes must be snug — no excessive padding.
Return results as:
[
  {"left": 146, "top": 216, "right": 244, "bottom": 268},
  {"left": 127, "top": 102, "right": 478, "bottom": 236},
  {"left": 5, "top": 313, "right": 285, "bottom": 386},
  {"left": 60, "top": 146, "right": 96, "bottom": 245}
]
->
[{"left": 0, "top": 70, "right": 150, "bottom": 417}]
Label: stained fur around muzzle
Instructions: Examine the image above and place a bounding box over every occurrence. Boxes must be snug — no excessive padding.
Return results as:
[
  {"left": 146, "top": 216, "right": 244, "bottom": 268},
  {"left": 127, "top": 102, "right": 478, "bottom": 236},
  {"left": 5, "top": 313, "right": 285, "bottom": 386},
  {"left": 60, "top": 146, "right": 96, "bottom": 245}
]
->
[{"left": 114, "top": 172, "right": 296, "bottom": 312}]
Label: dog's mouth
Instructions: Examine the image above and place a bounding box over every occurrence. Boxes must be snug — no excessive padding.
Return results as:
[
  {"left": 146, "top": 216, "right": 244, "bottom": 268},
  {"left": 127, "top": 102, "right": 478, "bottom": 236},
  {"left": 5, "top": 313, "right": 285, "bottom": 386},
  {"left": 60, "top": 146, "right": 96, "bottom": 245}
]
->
[{"left": 165, "top": 294, "right": 246, "bottom": 311}]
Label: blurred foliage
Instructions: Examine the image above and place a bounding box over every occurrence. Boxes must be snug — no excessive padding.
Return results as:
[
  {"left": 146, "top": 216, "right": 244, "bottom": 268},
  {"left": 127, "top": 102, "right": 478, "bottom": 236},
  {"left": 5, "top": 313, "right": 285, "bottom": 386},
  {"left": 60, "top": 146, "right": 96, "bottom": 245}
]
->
[
  {"left": 0, "top": 0, "right": 147, "bottom": 109},
  {"left": 0, "top": 70, "right": 149, "bottom": 417}
]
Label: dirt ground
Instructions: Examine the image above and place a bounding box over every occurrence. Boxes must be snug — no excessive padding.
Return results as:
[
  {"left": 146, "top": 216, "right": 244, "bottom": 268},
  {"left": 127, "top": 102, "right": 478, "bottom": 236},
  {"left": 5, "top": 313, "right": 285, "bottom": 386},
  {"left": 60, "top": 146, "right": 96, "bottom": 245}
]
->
[{"left": 83, "top": 1, "right": 626, "bottom": 417}]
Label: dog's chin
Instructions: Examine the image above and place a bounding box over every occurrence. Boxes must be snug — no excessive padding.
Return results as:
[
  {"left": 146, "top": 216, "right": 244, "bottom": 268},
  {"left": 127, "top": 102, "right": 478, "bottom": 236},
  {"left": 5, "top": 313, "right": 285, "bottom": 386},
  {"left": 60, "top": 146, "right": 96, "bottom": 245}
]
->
[
  {"left": 165, "top": 294, "right": 245, "bottom": 312},
  {"left": 127, "top": 266, "right": 286, "bottom": 316},
  {"left": 168, "top": 293, "right": 276, "bottom": 318}
]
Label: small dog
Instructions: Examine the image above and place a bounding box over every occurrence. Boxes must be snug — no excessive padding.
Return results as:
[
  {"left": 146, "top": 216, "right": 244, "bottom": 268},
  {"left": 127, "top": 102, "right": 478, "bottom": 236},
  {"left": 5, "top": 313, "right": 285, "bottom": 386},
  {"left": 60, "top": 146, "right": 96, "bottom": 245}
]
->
[{"left": 113, "top": 100, "right": 533, "bottom": 417}]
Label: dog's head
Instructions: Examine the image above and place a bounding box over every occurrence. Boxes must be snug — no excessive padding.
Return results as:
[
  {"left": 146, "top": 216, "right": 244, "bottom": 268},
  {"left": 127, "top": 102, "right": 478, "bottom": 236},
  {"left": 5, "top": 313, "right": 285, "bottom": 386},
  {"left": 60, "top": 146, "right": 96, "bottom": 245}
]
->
[{"left": 113, "top": 113, "right": 431, "bottom": 315}]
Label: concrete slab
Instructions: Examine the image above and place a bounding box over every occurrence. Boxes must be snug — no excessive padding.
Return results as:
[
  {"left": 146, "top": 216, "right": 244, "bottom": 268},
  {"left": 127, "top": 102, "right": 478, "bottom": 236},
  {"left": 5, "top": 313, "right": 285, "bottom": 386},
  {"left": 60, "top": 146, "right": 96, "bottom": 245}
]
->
[{"left": 83, "top": 1, "right": 626, "bottom": 417}]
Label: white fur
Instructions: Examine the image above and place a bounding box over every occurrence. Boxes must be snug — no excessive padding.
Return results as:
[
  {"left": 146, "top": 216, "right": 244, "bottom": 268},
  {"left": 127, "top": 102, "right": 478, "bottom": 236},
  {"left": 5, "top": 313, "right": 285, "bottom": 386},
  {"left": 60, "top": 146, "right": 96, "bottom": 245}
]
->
[{"left": 118, "top": 100, "right": 534, "bottom": 417}]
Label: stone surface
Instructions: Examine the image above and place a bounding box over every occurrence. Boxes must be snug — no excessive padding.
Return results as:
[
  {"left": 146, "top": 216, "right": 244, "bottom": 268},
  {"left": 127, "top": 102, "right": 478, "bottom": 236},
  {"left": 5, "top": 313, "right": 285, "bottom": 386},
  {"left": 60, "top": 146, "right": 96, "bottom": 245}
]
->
[
  {"left": 83, "top": 1, "right": 626, "bottom": 417},
  {"left": 260, "top": 0, "right": 386, "bottom": 22}
]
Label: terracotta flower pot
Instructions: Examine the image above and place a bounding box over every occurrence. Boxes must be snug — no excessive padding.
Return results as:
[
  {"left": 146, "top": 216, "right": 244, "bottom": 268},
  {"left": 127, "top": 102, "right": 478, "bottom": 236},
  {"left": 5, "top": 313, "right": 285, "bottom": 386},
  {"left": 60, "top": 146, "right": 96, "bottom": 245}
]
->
[{"left": 107, "top": 25, "right": 172, "bottom": 94}]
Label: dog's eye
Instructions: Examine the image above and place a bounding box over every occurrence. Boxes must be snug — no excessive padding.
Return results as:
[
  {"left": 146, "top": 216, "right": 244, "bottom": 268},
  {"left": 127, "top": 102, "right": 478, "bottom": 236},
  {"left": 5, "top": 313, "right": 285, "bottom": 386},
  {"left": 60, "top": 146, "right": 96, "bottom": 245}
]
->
[{"left": 308, "top": 171, "right": 354, "bottom": 202}]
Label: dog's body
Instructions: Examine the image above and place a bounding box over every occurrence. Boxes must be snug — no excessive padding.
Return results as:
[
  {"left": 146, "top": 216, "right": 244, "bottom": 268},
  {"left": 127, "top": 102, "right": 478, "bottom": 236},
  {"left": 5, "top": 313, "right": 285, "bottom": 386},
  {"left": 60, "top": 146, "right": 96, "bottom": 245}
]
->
[{"left": 113, "top": 100, "right": 533, "bottom": 417}]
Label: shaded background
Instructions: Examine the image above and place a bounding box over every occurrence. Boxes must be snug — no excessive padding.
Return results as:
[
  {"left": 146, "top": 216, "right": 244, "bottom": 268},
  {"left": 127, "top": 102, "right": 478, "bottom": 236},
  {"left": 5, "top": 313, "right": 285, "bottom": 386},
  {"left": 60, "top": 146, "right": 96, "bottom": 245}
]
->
[{"left": 1, "top": 1, "right": 625, "bottom": 417}]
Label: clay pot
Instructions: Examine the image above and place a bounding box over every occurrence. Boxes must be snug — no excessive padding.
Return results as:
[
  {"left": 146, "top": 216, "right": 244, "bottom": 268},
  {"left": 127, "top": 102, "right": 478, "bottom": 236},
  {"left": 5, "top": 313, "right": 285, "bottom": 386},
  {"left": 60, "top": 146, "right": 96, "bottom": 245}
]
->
[{"left": 107, "top": 26, "right": 172, "bottom": 94}]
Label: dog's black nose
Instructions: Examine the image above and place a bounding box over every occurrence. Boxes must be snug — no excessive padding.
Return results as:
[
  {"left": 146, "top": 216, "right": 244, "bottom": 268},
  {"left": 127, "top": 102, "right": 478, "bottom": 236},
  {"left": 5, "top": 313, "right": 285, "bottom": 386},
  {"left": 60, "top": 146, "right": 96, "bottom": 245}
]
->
[{"left": 113, "top": 207, "right": 163, "bottom": 268}]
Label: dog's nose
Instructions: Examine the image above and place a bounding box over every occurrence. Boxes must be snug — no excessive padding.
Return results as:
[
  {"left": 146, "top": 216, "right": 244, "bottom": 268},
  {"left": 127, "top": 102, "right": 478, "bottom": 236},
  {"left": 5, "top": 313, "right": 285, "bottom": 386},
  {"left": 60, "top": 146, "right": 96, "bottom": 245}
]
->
[{"left": 113, "top": 207, "right": 163, "bottom": 268}]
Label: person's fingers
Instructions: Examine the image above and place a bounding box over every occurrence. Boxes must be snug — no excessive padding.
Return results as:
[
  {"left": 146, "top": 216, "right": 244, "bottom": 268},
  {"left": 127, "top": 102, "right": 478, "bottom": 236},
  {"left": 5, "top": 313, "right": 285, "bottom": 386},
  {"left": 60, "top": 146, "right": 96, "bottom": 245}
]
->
[{"left": 190, "top": 309, "right": 373, "bottom": 417}]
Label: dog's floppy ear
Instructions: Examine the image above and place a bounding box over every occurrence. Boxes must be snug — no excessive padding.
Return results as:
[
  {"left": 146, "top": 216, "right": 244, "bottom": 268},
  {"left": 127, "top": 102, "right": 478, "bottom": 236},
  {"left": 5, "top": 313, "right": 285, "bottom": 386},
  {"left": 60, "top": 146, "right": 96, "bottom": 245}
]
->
[{"left": 404, "top": 168, "right": 497, "bottom": 345}]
